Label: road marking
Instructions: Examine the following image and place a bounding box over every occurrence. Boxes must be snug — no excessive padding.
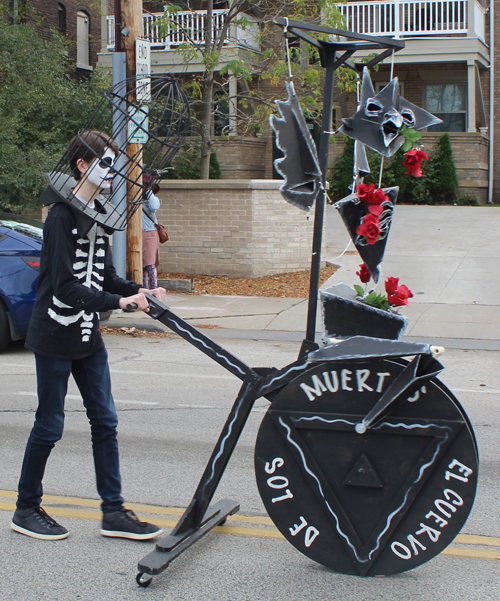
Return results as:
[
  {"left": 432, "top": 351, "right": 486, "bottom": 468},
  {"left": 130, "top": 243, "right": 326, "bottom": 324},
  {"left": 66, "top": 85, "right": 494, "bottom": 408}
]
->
[
  {"left": 109, "top": 369, "right": 235, "bottom": 380},
  {"left": 0, "top": 363, "right": 234, "bottom": 381},
  {"left": 450, "top": 388, "right": 500, "bottom": 395},
  {"left": 1, "top": 490, "right": 498, "bottom": 558},
  {"left": 15, "top": 392, "right": 158, "bottom": 406}
]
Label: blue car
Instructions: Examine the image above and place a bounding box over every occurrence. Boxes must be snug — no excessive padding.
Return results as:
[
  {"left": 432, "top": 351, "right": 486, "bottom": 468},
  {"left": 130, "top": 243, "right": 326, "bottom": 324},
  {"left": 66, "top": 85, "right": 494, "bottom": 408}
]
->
[{"left": 0, "top": 212, "right": 43, "bottom": 351}]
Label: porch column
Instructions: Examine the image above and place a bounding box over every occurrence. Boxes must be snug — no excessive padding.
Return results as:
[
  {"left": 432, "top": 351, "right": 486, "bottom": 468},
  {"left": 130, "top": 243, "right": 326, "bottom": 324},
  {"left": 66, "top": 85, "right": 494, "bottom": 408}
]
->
[
  {"left": 467, "top": 60, "right": 476, "bottom": 132},
  {"left": 394, "top": 0, "right": 401, "bottom": 38},
  {"left": 101, "top": 0, "right": 109, "bottom": 53},
  {"left": 228, "top": 74, "right": 238, "bottom": 136},
  {"left": 467, "top": 0, "right": 475, "bottom": 37}
]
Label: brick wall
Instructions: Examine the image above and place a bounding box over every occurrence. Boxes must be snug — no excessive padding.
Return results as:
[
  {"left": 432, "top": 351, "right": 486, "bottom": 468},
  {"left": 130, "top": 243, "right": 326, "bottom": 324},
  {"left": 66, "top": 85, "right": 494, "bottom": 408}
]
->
[
  {"left": 214, "top": 138, "right": 269, "bottom": 179},
  {"left": 28, "top": 0, "right": 101, "bottom": 69},
  {"left": 155, "top": 180, "right": 324, "bottom": 277}
]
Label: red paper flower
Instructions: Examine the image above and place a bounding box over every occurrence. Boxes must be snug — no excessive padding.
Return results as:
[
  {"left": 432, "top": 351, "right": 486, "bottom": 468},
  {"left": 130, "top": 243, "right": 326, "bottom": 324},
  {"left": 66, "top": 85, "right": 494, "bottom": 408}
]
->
[
  {"left": 388, "top": 284, "right": 414, "bottom": 306},
  {"left": 385, "top": 277, "right": 399, "bottom": 295},
  {"left": 356, "top": 184, "right": 388, "bottom": 204},
  {"left": 371, "top": 187, "right": 389, "bottom": 204},
  {"left": 367, "top": 204, "right": 385, "bottom": 217},
  {"left": 356, "top": 213, "right": 380, "bottom": 245},
  {"left": 356, "top": 183, "right": 375, "bottom": 201},
  {"left": 403, "top": 149, "right": 429, "bottom": 177},
  {"left": 356, "top": 263, "right": 371, "bottom": 283}
]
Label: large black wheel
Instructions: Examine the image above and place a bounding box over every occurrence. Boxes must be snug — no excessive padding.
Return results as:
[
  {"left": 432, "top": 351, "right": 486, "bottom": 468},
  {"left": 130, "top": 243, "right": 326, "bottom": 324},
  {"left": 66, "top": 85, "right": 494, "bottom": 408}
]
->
[
  {"left": 255, "top": 358, "right": 478, "bottom": 577},
  {"left": 0, "top": 301, "right": 11, "bottom": 352}
]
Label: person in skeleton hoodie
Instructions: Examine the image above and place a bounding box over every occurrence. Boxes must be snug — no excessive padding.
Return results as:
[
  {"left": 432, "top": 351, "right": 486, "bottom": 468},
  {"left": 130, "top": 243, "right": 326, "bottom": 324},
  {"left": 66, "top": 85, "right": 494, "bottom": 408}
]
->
[{"left": 11, "top": 131, "right": 166, "bottom": 541}]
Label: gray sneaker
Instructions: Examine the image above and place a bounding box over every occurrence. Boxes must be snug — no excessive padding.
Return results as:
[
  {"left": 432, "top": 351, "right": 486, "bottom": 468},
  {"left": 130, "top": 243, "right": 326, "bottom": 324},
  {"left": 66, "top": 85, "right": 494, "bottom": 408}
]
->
[
  {"left": 11, "top": 507, "right": 69, "bottom": 540},
  {"left": 101, "top": 508, "right": 162, "bottom": 540}
]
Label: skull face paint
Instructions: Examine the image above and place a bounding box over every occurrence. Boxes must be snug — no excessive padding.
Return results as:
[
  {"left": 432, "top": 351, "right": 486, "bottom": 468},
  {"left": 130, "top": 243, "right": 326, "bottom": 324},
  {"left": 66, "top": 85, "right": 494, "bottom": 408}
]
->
[{"left": 84, "top": 148, "right": 116, "bottom": 190}]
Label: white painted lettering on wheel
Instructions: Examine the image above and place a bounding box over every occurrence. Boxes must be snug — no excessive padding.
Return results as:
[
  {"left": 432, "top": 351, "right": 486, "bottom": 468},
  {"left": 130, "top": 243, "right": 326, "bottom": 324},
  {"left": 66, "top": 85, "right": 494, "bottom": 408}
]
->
[
  {"left": 390, "top": 459, "right": 472, "bottom": 560},
  {"left": 264, "top": 457, "right": 294, "bottom": 503},
  {"left": 299, "top": 369, "right": 393, "bottom": 401}
]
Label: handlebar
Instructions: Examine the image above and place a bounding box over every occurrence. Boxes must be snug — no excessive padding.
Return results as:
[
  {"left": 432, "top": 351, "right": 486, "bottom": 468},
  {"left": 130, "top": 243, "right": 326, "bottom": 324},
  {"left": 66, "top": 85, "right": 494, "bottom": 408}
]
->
[{"left": 124, "top": 302, "right": 138, "bottom": 312}]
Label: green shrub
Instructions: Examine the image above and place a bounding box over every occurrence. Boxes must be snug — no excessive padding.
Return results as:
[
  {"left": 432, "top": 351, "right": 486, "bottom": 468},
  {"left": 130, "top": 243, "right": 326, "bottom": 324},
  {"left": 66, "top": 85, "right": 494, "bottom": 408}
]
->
[
  {"left": 455, "top": 192, "right": 480, "bottom": 206},
  {"left": 0, "top": 15, "right": 109, "bottom": 212},
  {"left": 327, "top": 137, "right": 355, "bottom": 201},
  {"left": 327, "top": 133, "right": 460, "bottom": 205},
  {"left": 165, "top": 144, "right": 222, "bottom": 179},
  {"left": 426, "top": 133, "right": 458, "bottom": 203}
]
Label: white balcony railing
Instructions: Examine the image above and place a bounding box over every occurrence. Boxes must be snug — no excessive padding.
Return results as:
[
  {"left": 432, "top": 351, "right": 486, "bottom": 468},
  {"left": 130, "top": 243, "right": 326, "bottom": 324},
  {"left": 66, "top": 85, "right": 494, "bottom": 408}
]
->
[
  {"left": 107, "top": 10, "right": 259, "bottom": 52},
  {"left": 336, "top": 0, "right": 485, "bottom": 40}
]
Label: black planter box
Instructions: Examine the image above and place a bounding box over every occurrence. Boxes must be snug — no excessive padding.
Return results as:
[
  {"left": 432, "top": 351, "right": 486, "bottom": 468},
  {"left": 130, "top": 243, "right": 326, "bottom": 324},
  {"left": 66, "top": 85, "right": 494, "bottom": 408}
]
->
[{"left": 320, "top": 284, "right": 408, "bottom": 340}]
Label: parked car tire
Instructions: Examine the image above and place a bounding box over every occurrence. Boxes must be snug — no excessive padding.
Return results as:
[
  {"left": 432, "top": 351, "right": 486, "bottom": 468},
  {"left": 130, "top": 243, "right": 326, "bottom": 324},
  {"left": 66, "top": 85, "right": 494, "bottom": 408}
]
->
[{"left": 0, "top": 300, "right": 11, "bottom": 352}]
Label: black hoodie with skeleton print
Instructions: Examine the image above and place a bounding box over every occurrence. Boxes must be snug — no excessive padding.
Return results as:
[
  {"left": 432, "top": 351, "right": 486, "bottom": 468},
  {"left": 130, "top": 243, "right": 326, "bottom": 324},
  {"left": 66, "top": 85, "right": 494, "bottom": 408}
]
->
[{"left": 26, "top": 202, "right": 141, "bottom": 360}]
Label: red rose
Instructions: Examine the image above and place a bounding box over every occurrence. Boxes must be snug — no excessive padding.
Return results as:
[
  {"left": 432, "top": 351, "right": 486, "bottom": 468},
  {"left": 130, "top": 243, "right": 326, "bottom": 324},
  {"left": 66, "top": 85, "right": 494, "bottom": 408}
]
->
[
  {"left": 356, "top": 213, "right": 380, "bottom": 245},
  {"left": 356, "top": 263, "right": 371, "bottom": 283},
  {"left": 370, "top": 188, "right": 389, "bottom": 205},
  {"left": 403, "top": 149, "right": 429, "bottom": 177},
  {"left": 388, "top": 284, "right": 414, "bottom": 306},
  {"left": 368, "top": 204, "right": 384, "bottom": 217},
  {"left": 385, "top": 277, "right": 399, "bottom": 295},
  {"left": 356, "top": 183, "right": 375, "bottom": 201}
]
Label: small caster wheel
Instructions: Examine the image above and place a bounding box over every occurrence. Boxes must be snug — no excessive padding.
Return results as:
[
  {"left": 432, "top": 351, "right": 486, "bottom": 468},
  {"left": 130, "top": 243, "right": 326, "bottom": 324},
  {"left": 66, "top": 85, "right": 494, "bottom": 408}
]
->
[
  {"left": 218, "top": 518, "right": 227, "bottom": 526},
  {"left": 136, "top": 572, "right": 153, "bottom": 588}
]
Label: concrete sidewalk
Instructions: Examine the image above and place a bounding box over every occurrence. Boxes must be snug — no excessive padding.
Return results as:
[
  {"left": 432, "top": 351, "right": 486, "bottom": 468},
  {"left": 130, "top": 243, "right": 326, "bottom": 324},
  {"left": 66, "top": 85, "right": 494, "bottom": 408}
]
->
[{"left": 108, "top": 205, "right": 500, "bottom": 347}]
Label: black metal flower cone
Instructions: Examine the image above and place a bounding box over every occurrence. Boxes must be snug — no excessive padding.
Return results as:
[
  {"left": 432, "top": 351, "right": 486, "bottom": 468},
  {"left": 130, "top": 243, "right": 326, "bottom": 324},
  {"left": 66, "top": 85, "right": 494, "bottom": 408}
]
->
[{"left": 336, "top": 187, "right": 399, "bottom": 283}]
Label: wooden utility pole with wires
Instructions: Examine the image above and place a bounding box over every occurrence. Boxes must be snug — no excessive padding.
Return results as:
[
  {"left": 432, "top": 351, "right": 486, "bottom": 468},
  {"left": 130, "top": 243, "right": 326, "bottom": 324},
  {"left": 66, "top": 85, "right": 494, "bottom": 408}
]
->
[{"left": 121, "top": 0, "right": 143, "bottom": 282}]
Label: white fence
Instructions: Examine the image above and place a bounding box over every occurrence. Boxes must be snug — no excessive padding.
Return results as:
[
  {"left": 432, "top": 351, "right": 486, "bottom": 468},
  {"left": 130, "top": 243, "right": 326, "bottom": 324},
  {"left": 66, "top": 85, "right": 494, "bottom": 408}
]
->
[
  {"left": 107, "top": 10, "right": 259, "bottom": 51},
  {"left": 336, "top": 0, "right": 485, "bottom": 39}
]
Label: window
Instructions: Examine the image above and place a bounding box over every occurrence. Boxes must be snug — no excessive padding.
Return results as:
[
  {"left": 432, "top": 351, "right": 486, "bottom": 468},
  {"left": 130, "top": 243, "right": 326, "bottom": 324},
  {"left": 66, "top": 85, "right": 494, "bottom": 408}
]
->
[
  {"left": 58, "top": 3, "right": 66, "bottom": 35},
  {"left": 425, "top": 84, "right": 466, "bottom": 132},
  {"left": 213, "top": 93, "right": 230, "bottom": 136},
  {"left": 76, "top": 11, "right": 90, "bottom": 68}
]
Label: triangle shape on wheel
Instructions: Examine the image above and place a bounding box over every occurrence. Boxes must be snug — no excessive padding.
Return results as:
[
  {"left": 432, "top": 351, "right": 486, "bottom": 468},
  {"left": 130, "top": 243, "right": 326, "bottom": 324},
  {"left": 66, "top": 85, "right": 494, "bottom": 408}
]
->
[
  {"left": 268, "top": 409, "right": 462, "bottom": 575},
  {"left": 343, "top": 453, "right": 383, "bottom": 488}
]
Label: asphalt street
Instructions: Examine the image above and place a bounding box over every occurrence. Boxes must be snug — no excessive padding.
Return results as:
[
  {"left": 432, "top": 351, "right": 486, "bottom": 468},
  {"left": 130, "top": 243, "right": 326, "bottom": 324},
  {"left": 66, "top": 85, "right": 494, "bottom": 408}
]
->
[{"left": 1, "top": 333, "right": 500, "bottom": 600}]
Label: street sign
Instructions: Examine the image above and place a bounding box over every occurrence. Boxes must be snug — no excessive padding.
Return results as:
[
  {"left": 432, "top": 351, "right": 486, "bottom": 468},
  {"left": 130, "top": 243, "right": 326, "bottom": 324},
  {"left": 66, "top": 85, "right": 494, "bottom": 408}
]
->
[
  {"left": 136, "top": 38, "right": 151, "bottom": 102},
  {"left": 128, "top": 105, "right": 149, "bottom": 144}
]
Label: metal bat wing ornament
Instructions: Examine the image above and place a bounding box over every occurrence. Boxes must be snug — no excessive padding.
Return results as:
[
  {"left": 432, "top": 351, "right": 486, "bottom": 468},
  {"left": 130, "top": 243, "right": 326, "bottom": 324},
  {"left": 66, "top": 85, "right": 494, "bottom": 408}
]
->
[
  {"left": 338, "top": 68, "right": 442, "bottom": 157},
  {"left": 270, "top": 82, "right": 322, "bottom": 211}
]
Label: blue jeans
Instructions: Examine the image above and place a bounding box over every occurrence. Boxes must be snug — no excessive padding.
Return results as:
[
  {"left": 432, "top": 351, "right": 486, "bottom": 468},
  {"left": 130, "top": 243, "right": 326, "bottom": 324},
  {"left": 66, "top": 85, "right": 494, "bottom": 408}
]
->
[{"left": 17, "top": 347, "right": 124, "bottom": 513}]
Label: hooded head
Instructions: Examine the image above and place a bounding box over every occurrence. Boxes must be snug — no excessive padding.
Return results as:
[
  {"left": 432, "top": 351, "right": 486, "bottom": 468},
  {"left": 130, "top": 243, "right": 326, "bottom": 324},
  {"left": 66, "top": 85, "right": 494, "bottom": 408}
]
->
[
  {"left": 69, "top": 130, "right": 119, "bottom": 192},
  {"left": 40, "top": 130, "right": 130, "bottom": 236}
]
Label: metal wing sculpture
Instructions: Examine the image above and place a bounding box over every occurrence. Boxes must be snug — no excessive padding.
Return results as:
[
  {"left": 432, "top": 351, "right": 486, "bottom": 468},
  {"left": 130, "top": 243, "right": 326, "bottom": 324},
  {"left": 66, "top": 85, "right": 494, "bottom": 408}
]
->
[
  {"left": 338, "top": 67, "right": 442, "bottom": 157},
  {"left": 270, "top": 82, "right": 322, "bottom": 211}
]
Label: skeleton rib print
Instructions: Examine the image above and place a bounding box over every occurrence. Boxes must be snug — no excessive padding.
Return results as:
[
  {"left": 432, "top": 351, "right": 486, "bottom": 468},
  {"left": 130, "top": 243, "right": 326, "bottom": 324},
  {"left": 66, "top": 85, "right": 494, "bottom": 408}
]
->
[{"left": 48, "top": 225, "right": 106, "bottom": 343}]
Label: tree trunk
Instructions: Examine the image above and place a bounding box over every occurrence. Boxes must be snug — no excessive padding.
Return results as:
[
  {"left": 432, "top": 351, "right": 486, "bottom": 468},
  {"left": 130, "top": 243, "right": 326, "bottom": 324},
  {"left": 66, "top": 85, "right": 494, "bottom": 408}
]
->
[
  {"left": 199, "top": 0, "right": 214, "bottom": 180},
  {"left": 200, "top": 69, "right": 214, "bottom": 179}
]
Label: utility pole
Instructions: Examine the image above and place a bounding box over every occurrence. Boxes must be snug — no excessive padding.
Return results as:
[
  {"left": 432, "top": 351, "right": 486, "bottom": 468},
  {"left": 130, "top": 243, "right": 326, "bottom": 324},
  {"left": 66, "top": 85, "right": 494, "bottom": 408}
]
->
[{"left": 121, "top": 0, "right": 143, "bottom": 282}]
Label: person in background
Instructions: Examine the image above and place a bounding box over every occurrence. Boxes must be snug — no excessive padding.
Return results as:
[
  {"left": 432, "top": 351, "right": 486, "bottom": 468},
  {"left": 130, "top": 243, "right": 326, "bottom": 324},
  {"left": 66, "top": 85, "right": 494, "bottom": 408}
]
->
[{"left": 142, "top": 172, "right": 161, "bottom": 290}]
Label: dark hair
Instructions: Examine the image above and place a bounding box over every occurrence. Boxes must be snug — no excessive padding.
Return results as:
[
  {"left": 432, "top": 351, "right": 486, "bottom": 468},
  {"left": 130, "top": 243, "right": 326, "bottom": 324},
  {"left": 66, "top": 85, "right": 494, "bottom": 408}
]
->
[{"left": 68, "top": 130, "right": 119, "bottom": 180}]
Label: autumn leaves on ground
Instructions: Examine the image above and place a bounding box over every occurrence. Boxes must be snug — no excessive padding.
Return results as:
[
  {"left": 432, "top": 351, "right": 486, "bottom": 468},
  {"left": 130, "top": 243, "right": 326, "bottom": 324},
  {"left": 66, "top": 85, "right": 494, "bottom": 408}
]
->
[{"left": 157, "top": 264, "right": 338, "bottom": 298}]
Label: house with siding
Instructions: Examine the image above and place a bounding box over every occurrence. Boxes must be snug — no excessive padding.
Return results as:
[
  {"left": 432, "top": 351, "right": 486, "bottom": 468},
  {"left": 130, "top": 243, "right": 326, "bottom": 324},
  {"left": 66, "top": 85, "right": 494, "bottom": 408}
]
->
[{"left": 97, "top": 0, "right": 497, "bottom": 202}]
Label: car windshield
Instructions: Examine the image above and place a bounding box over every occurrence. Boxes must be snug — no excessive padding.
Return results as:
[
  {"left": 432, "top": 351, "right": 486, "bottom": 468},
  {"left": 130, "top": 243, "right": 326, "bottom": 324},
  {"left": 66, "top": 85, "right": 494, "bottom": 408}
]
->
[{"left": 0, "top": 213, "right": 43, "bottom": 241}]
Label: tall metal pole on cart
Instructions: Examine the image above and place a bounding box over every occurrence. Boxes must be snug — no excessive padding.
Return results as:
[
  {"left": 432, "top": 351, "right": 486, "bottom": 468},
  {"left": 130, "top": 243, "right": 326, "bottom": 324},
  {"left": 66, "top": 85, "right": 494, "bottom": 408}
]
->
[
  {"left": 121, "top": 0, "right": 144, "bottom": 282},
  {"left": 305, "top": 49, "right": 336, "bottom": 345}
]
